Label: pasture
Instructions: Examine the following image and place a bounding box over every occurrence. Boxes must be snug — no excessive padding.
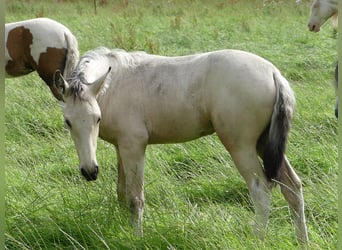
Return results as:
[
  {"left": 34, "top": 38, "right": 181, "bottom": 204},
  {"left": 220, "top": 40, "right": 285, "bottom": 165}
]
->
[{"left": 5, "top": 0, "right": 337, "bottom": 249}]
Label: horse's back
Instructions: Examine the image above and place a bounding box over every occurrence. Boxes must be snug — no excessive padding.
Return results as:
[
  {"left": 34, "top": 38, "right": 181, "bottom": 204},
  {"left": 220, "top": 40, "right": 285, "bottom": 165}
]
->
[{"left": 100, "top": 49, "right": 283, "bottom": 145}]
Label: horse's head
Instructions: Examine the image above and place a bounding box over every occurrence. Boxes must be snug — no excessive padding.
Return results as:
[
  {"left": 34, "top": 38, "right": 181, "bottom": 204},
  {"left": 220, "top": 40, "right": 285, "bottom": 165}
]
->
[
  {"left": 308, "top": 0, "right": 337, "bottom": 32},
  {"left": 54, "top": 66, "right": 111, "bottom": 181}
]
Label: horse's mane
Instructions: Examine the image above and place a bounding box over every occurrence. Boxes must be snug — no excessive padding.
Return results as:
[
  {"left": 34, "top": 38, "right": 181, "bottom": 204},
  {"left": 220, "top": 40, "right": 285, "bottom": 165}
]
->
[
  {"left": 108, "top": 48, "right": 147, "bottom": 69},
  {"left": 65, "top": 75, "right": 84, "bottom": 100},
  {"left": 65, "top": 47, "right": 147, "bottom": 100}
]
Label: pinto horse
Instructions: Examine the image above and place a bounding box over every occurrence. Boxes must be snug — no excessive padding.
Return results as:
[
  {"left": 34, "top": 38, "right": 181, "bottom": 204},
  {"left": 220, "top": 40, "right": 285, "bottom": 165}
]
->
[
  {"left": 5, "top": 18, "right": 79, "bottom": 100},
  {"left": 54, "top": 47, "right": 308, "bottom": 244},
  {"left": 308, "top": 0, "right": 338, "bottom": 32}
]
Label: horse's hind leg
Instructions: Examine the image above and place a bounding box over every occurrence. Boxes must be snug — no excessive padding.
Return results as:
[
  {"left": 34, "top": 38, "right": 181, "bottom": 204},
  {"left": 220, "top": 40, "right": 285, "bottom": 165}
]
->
[
  {"left": 278, "top": 156, "right": 308, "bottom": 244},
  {"left": 228, "top": 146, "right": 273, "bottom": 240}
]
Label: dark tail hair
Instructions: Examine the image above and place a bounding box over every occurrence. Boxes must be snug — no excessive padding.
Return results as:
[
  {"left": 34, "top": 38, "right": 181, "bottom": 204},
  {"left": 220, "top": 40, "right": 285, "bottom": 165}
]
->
[{"left": 262, "top": 72, "right": 295, "bottom": 181}]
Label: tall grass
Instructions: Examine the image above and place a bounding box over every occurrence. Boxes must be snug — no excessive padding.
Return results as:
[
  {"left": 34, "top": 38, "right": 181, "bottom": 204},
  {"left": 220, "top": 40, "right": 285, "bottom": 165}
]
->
[{"left": 5, "top": 0, "right": 337, "bottom": 249}]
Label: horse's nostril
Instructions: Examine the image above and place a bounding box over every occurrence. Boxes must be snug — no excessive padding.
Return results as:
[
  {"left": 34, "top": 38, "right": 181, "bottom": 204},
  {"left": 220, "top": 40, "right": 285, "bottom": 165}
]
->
[
  {"left": 81, "top": 168, "right": 87, "bottom": 178},
  {"left": 80, "top": 166, "right": 99, "bottom": 181},
  {"left": 308, "top": 23, "right": 316, "bottom": 32},
  {"left": 93, "top": 165, "right": 99, "bottom": 178}
]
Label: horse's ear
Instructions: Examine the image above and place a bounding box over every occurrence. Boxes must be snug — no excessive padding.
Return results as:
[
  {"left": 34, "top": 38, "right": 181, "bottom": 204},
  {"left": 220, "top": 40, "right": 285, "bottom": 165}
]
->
[
  {"left": 53, "top": 70, "right": 69, "bottom": 96},
  {"left": 88, "top": 66, "right": 111, "bottom": 97}
]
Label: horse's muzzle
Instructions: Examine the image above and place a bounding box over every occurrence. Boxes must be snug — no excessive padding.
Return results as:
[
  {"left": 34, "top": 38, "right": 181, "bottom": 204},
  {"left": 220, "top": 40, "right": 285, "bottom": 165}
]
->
[
  {"left": 80, "top": 166, "right": 99, "bottom": 181},
  {"left": 308, "top": 23, "right": 320, "bottom": 32}
]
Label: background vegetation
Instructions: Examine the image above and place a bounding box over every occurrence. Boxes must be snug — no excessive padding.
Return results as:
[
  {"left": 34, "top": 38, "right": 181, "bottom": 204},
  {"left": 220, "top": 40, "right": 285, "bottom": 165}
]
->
[{"left": 5, "top": 0, "right": 337, "bottom": 249}]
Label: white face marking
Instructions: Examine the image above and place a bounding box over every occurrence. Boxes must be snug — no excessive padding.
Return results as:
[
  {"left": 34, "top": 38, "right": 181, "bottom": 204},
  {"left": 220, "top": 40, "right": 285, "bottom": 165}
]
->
[{"left": 63, "top": 93, "right": 101, "bottom": 180}]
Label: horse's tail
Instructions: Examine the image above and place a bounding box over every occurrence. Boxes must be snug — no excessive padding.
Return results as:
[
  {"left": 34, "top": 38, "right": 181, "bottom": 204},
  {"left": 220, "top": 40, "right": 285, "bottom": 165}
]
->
[
  {"left": 261, "top": 71, "right": 295, "bottom": 181},
  {"left": 63, "top": 31, "right": 79, "bottom": 78}
]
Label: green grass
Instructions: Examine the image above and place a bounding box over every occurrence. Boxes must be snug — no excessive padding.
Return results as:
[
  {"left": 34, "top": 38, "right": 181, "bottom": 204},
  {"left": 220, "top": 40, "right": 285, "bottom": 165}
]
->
[{"left": 5, "top": 0, "right": 337, "bottom": 249}]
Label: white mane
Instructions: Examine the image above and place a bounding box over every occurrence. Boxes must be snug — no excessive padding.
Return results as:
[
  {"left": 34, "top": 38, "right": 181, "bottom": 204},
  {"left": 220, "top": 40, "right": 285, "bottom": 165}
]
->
[
  {"left": 108, "top": 48, "right": 147, "bottom": 69},
  {"left": 77, "top": 47, "right": 148, "bottom": 77},
  {"left": 67, "top": 47, "right": 148, "bottom": 99}
]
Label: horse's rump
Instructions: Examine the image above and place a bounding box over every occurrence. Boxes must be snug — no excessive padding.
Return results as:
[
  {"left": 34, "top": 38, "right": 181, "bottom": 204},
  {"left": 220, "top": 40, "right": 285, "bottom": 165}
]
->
[{"left": 5, "top": 18, "right": 79, "bottom": 100}]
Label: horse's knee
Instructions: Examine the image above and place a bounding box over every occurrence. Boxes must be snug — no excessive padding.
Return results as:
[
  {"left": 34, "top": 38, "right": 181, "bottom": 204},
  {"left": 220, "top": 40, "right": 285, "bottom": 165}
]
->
[
  {"left": 129, "top": 196, "right": 144, "bottom": 214},
  {"left": 128, "top": 196, "right": 144, "bottom": 235}
]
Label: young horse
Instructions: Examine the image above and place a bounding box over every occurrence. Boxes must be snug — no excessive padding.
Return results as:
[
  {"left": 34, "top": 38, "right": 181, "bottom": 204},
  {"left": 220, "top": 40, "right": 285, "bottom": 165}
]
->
[
  {"left": 54, "top": 47, "right": 308, "bottom": 244},
  {"left": 5, "top": 18, "right": 79, "bottom": 100},
  {"left": 308, "top": 0, "right": 338, "bottom": 32}
]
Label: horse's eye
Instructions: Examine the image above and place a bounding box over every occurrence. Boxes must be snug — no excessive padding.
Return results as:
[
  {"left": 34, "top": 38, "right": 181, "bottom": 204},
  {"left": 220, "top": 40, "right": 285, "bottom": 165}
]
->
[
  {"left": 65, "top": 119, "right": 72, "bottom": 129},
  {"left": 97, "top": 117, "right": 101, "bottom": 124}
]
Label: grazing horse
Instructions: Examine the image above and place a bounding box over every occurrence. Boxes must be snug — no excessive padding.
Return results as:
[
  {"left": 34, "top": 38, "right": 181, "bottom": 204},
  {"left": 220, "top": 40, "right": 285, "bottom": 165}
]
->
[
  {"left": 54, "top": 47, "right": 308, "bottom": 244},
  {"left": 308, "top": 0, "right": 338, "bottom": 32},
  {"left": 307, "top": 0, "right": 338, "bottom": 117},
  {"left": 5, "top": 18, "right": 79, "bottom": 100}
]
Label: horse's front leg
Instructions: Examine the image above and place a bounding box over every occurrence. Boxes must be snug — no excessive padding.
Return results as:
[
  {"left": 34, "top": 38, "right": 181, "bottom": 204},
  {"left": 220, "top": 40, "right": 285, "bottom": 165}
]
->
[
  {"left": 115, "top": 145, "right": 126, "bottom": 206},
  {"left": 117, "top": 138, "right": 147, "bottom": 236}
]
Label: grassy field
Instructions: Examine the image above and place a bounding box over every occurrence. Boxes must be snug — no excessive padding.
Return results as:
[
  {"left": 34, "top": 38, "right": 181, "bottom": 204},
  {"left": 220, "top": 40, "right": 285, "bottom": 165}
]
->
[{"left": 5, "top": 0, "right": 337, "bottom": 249}]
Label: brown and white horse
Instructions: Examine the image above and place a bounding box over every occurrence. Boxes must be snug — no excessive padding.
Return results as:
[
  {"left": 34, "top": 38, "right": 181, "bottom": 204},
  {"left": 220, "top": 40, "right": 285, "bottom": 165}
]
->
[
  {"left": 54, "top": 47, "right": 308, "bottom": 244},
  {"left": 308, "top": 0, "right": 338, "bottom": 32},
  {"left": 5, "top": 18, "right": 79, "bottom": 100}
]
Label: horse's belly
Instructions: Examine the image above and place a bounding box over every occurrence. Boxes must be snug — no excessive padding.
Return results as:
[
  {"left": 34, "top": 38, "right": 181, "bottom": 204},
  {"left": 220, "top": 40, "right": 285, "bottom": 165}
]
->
[
  {"left": 147, "top": 119, "right": 214, "bottom": 144},
  {"left": 148, "top": 129, "right": 214, "bottom": 144}
]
